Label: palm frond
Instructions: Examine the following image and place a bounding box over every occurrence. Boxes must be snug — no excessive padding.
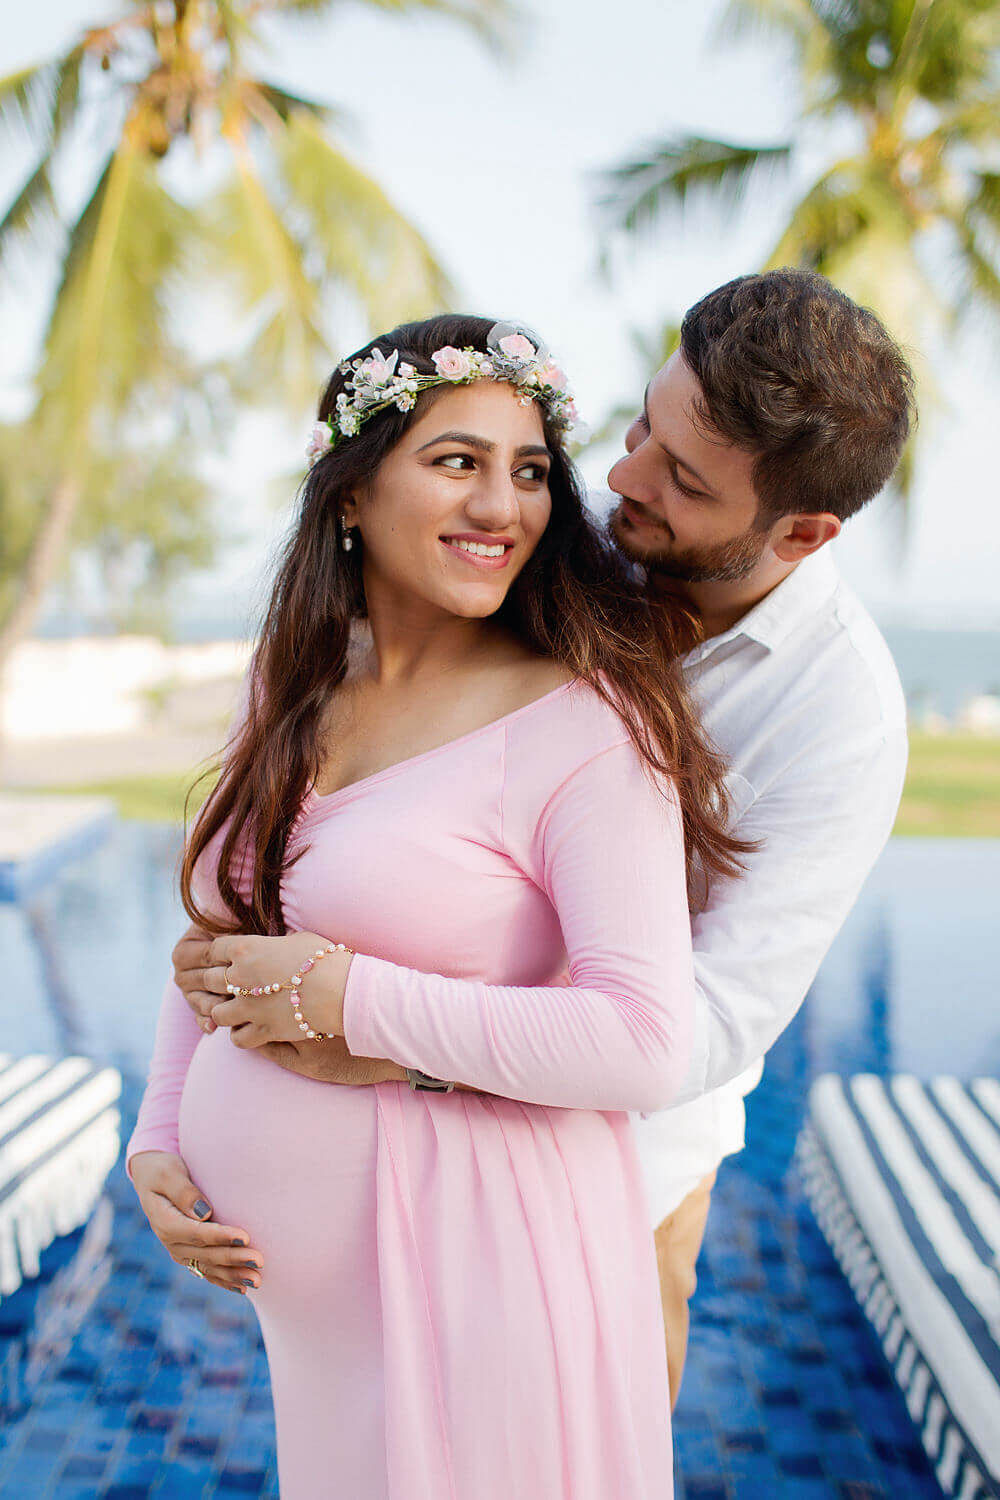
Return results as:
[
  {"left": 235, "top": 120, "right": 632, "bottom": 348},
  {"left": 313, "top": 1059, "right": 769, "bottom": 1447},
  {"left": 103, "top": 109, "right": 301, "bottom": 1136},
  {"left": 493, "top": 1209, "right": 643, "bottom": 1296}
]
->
[
  {"left": 203, "top": 136, "right": 328, "bottom": 407},
  {"left": 920, "top": 93, "right": 1000, "bottom": 151},
  {"left": 269, "top": 106, "right": 452, "bottom": 327},
  {"left": 272, "top": 0, "right": 516, "bottom": 51},
  {"left": 243, "top": 77, "right": 345, "bottom": 129},
  {"left": 0, "top": 45, "right": 87, "bottom": 149},
  {"left": 597, "top": 136, "right": 792, "bottom": 241},
  {"left": 36, "top": 137, "right": 197, "bottom": 443},
  {"left": 0, "top": 157, "right": 59, "bottom": 277}
]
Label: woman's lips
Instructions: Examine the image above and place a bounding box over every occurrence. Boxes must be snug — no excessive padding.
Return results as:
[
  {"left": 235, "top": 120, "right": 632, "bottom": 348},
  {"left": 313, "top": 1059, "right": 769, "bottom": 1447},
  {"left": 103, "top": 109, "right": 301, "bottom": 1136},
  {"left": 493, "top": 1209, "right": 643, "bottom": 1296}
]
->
[{"left": 439, "top": 538, "right": 514, "bottom": 571}]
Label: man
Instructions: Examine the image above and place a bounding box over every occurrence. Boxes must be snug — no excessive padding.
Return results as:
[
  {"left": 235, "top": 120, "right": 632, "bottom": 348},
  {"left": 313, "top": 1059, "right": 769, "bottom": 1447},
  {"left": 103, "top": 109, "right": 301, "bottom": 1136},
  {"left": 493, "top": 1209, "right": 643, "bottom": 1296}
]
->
[{"left": 165, "top": 268, "right": 913, "bottom": 1408}]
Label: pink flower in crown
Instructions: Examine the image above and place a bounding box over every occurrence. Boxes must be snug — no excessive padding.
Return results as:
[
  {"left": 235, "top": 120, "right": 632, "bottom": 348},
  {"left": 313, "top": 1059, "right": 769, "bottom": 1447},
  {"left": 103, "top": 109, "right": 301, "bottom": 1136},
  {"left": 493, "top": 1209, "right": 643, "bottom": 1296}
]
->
[
  {"left": 431, "top": 346, "right": 474, "bottom": 381},
  {"left": 535, "top": 360, "right": 568, "bottom": 392},
  {"left": 358, "top": 347, "right": 399, "bottom": 387},
  {"left": 306, "top": 421, "right": 334, "bottom": 463},
  {"left": 497, "top": 333, "right": 536, "bottom": 363}
]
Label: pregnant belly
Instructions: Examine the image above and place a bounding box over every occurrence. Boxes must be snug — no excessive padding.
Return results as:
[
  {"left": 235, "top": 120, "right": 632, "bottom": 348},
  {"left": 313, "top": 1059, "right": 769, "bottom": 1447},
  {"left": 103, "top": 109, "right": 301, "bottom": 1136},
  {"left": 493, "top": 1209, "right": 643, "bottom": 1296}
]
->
[{"left": 178, "top": 1028, "right": 379, "bottom": 1288}]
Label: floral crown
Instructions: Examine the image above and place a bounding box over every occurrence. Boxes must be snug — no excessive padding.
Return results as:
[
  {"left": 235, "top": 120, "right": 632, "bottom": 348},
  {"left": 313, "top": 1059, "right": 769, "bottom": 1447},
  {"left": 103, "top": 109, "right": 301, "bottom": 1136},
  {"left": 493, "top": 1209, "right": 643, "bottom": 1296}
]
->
[{"left": 306, "top": 320, "right": 581, "bottom": 466}]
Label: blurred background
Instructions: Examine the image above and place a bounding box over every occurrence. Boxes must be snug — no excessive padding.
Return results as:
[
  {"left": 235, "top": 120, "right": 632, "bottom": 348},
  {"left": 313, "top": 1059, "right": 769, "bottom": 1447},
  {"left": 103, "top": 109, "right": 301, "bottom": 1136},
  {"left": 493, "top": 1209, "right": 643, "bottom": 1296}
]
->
[{"left": 0, "top": 3, "right": 998, "bottom": 1498}]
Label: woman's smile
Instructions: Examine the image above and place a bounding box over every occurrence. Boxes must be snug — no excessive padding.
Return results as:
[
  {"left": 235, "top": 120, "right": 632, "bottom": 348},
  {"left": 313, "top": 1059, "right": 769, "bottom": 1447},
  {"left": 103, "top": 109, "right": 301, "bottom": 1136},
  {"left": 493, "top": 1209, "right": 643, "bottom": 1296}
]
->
[{"left": 439, "top": 531, "right": 516, "bottom": 570}]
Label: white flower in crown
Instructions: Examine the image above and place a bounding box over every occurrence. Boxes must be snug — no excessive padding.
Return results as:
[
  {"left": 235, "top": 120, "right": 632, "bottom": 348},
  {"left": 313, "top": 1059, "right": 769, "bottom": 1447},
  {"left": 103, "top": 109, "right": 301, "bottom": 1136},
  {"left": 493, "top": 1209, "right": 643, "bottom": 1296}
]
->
[
  {"left": 357, "top": 347, "right": 398, "bottom": 387},
  {"left": 498, "top": 333, "right": 536, "bottom": 363},
  {"left": 306, "top": 420, "right": 334, "bottom": 464},
  {"left": 535, "top": 360, "right": 568, "bottom": 393},
  {"left": 431, "top": 346, "right": 475, "bottom": 381}
]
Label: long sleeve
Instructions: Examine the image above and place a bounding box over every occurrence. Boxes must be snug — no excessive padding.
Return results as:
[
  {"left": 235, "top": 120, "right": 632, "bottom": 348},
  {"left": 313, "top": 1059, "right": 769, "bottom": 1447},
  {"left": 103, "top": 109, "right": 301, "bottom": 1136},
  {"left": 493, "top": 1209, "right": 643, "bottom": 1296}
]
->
[
  {"left": 342, "top": 733, "right": 695, "bottom": 1114},
  {"left": 125, "top": 675, "right": 254, "bottom": 1183},
  {"left": 668, "top": 720, "right": 908, "bottom": 1108},
  {"left": 125, "top": 977, "right": 205, "bottom": 1182}
]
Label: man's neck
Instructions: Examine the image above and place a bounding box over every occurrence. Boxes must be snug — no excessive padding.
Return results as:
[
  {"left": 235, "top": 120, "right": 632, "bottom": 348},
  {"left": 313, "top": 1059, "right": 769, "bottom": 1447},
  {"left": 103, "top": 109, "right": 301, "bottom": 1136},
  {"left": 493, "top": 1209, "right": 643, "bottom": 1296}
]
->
[{"left": 649, "top": 557, "right": 800, "bottom": 641}]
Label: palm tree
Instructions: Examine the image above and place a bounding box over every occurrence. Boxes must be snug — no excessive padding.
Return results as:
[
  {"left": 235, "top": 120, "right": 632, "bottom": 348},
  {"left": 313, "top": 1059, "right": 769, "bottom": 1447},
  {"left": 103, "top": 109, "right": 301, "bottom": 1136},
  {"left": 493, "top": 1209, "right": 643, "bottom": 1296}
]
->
[
  {"left": 596, "top": 0, "right": 1000, "bottom": 498},
  {"left": 0, "top": 0, "right": 510, "bottom": 673}
]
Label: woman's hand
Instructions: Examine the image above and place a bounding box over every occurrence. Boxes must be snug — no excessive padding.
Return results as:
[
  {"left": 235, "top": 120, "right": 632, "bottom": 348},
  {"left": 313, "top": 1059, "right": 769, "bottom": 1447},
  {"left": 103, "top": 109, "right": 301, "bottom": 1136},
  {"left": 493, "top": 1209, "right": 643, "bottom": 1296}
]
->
[
  {"left": 202, "top": 931, "right": 352, "bottom": 1049},
  {"left": 127, "top": 1150, "right": 264, "bottom": 1295}
]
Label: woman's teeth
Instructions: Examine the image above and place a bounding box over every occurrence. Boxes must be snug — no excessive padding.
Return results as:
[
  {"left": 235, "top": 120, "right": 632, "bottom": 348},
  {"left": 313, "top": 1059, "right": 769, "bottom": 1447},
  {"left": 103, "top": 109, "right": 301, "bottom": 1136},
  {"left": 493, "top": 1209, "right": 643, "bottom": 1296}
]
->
[{"left": 444, "top": 538, "right": 507, "bottom": 557}]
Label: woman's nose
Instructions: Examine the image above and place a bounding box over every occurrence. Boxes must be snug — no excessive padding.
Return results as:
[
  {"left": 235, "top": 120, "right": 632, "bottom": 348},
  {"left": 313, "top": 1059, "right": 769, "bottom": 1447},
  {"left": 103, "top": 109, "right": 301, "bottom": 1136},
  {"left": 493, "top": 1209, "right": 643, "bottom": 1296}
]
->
[{"left": 465, "top": 472, "right": 520, "bottom": 528}]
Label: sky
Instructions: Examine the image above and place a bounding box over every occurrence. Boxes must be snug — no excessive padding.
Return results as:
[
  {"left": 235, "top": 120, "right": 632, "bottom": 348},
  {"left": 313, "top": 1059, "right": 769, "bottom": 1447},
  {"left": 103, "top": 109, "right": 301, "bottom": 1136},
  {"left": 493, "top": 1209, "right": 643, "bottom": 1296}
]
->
[{"left": 3, "top": 0, "right": 999, "bottom": 629}]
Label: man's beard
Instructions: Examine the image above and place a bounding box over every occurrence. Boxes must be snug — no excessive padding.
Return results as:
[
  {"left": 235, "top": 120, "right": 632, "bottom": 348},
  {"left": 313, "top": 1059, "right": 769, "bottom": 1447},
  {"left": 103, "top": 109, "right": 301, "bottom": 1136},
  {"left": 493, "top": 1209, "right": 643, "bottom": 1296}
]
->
[{"left": 608, "top": 501, "right": 769, "bottom": 583}]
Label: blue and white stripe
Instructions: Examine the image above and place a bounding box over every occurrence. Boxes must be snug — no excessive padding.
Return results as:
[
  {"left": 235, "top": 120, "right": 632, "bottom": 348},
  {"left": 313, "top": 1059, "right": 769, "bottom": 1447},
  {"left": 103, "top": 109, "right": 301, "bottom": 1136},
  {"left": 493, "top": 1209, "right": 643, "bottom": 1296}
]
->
[
  {"left": 0, "top": 1053, "right": 121, "bottom": 1299},
  {"left": 797, "top": 1073, "right": 1000, "bottom": 1500}
]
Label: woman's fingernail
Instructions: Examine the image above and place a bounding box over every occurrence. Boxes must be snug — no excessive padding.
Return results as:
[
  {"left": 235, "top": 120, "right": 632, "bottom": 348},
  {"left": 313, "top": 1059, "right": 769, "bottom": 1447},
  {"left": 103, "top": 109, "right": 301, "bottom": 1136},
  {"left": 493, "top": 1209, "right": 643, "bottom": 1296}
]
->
[
  {"left": 193, "top": 1199, "right": 212, "bottom": 1217},
  {"left": 239, "top": 1278, "right": 255, "bottom": 1289},
  {"left": 239, "top": 1261, "right": 260, "bottom": 1271},
  {"left": 230, "top": 1238, "right": 247, "bottom": 1248}
]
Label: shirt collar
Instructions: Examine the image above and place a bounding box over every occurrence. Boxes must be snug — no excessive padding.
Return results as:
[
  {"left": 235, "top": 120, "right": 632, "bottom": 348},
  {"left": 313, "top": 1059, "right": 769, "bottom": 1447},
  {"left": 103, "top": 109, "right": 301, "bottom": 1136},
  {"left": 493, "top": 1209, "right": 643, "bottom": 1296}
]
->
[{"left": 685, "top": 545, "right": 841, "bottom": 664}]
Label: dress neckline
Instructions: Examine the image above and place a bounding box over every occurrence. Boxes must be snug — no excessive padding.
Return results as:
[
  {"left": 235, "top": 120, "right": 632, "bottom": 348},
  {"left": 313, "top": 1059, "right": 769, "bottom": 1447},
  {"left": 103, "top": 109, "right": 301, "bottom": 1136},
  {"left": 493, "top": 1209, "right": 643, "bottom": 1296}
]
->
[{"left": 304, "top": 677, "right": 578, "bottom": 810}]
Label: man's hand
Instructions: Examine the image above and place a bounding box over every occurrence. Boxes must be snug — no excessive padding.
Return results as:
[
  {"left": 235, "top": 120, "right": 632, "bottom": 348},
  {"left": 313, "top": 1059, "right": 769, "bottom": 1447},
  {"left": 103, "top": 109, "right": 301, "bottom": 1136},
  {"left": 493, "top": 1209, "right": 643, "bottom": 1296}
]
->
[
  {"left": 172, "top": 922, "right": 485, "bottom": 1093},
  {"left": 257, "top": 1036, "right": 408, "bottom": 1086},
  {"left": 173, "top": 922, "right": 222, "bottom": 1032}
]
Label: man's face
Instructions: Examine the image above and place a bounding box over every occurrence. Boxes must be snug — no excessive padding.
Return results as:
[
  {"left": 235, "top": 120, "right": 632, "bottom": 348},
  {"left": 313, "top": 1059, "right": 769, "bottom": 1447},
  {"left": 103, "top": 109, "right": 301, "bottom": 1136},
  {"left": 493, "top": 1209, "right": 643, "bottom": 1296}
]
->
[{"left": 607, "top": 351, "right": 771, "bottom": 582}]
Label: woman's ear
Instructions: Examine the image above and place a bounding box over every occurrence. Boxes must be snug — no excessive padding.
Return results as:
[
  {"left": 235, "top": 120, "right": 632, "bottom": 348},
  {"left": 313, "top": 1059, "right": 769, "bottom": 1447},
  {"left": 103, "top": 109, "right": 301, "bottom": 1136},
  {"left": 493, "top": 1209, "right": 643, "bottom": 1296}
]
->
[{"left": 339, "top": 491, "right": 361, "bottom": 529}]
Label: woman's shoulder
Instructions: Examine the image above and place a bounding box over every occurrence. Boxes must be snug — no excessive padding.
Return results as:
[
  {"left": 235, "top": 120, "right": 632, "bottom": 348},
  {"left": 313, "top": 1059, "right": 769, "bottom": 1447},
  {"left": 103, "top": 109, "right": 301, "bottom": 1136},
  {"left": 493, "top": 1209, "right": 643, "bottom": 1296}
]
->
[{"left": 503, "top": 667, "right": 632, "bottom": 773}]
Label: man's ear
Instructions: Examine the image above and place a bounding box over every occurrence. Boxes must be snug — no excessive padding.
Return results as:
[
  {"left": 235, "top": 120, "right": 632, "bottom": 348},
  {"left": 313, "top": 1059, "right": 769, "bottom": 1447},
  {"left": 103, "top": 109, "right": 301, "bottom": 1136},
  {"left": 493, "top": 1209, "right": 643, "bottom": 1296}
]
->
[{"left": 772, "top": 512, "right": 841, "bottom": 563}]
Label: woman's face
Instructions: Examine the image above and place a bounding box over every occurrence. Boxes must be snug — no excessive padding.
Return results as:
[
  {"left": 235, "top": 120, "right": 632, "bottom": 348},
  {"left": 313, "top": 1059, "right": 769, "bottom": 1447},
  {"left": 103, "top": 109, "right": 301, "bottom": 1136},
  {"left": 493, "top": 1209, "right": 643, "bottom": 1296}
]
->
[{"left": 344, "top": 381, "right": 554, "bottom": 621}]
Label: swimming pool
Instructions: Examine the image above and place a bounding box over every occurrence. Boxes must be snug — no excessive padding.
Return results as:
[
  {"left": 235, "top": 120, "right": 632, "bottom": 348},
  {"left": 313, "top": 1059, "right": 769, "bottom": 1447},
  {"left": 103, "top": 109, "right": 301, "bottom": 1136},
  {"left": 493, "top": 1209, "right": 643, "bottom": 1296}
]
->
[{"left": 1, "top": 827, "right": 996, "bottom": 1497}]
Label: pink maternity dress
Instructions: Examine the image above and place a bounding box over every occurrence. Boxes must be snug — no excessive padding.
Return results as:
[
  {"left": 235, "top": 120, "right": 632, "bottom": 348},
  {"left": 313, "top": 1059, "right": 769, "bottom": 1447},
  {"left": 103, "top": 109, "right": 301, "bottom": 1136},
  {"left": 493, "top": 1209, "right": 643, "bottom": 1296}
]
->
[{"left": 126, "top": 678, "right": 695, "bottom": 1500}]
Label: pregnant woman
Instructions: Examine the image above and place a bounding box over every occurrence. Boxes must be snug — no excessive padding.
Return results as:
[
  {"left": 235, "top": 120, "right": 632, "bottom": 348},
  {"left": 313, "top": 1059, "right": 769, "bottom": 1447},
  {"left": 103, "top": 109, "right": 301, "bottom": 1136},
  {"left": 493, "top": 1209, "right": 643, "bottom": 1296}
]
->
[{"left": 126, "top": 315, "right": 746, "bottom": 1499}]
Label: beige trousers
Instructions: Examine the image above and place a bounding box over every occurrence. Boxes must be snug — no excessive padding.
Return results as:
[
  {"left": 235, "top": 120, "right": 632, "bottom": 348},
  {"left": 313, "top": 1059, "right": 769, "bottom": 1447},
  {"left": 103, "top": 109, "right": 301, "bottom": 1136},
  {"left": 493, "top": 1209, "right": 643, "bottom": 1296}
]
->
[{"left": 652, "top": 1168, "right": 717, "bottom": 1409}]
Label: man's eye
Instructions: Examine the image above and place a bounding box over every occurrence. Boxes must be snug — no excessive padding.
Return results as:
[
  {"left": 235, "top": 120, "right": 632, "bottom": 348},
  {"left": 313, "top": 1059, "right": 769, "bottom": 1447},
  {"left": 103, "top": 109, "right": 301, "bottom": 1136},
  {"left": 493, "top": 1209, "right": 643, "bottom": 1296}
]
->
[
  {"left": 670, "top": 470, "right": 704, "bottom": 500},
  {"left": 635, "top": 412, "right": 650, "bottom": 432}
]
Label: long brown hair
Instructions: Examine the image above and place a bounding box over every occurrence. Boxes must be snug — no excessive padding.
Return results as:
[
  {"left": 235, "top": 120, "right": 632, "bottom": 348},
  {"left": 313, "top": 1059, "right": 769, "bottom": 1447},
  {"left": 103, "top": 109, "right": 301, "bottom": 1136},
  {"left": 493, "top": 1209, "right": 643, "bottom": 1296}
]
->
[{"left": 181, "top": 313, "right": 749, "bottom": 935}]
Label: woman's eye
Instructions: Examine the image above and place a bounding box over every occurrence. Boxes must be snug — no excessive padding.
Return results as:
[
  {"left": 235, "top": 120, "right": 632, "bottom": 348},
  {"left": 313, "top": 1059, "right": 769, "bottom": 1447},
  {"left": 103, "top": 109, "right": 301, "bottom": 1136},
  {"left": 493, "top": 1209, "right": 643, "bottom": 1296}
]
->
[
  {"left": 516, "top": 463, "right": 548, "bottom": 483},
  {"left": 436, "top": 453, "right": 475, "bottom": 470}
]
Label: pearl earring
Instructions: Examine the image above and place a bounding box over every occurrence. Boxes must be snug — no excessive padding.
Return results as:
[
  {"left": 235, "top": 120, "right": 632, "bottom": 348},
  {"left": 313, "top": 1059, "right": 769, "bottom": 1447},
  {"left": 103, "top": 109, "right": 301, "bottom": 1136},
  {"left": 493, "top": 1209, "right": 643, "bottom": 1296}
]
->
[{"left": 341, "top": 517, "right": 354, "bottom": 552}]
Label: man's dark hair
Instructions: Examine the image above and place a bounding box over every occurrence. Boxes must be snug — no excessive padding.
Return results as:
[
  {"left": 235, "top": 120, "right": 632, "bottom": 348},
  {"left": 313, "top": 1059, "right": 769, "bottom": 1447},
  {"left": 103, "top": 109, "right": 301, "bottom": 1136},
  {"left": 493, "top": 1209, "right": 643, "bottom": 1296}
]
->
[{"left": 679, "top": 268, "right": 916, "bottom": 522}]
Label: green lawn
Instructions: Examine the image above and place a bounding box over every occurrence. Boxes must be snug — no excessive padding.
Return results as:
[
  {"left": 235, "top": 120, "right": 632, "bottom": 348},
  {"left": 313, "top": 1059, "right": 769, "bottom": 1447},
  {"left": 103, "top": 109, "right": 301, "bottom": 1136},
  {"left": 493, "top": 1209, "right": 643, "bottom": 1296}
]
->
[{"left": 16, "top": 733, "right": 1000, "bottom": 837}]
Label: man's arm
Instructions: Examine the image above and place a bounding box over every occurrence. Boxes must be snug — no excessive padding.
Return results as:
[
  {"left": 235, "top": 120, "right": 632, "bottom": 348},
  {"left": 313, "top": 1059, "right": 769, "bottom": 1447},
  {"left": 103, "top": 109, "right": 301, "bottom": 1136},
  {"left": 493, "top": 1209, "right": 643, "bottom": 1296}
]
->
[{"left": 667, "top": 722, "right": 908, "bottom": 1108}]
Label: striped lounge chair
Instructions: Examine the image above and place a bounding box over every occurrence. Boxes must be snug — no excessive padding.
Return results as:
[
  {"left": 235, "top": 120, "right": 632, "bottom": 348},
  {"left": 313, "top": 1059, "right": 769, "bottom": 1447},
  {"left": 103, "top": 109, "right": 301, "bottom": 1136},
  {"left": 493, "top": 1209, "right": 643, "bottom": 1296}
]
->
[
  {"left": 0, "top": 1053, "right": 122, "bottom": 1301},
  {"left": 797, "top": 1074, "right": 1000, "bottom": 1500}
]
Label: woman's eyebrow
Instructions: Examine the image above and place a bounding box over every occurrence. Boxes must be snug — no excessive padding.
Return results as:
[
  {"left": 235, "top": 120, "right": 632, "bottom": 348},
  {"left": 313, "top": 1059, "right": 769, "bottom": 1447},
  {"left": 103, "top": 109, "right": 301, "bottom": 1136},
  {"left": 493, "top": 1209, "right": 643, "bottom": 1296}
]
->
[
  {"left": 416, "top": 430, "right": 494, "bottom": 453},
  {"left": 415, "top": 432, "right": 550, "bottom": 460}
]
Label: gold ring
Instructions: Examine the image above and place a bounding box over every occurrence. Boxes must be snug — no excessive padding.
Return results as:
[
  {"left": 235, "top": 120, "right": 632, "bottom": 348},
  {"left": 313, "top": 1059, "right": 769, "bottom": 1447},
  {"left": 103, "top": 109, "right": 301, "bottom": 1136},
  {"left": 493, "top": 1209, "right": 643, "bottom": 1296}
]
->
[{"left": 186, "top": 1257, "right": 206, "bottom": 1279}]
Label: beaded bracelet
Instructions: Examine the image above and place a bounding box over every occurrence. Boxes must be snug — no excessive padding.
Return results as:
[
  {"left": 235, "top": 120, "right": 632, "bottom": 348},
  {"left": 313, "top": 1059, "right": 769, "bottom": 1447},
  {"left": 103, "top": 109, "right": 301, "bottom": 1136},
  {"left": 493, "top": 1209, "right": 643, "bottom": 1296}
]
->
[{"left": 227, "top": 941, "right": 354, "bottom": 1041}]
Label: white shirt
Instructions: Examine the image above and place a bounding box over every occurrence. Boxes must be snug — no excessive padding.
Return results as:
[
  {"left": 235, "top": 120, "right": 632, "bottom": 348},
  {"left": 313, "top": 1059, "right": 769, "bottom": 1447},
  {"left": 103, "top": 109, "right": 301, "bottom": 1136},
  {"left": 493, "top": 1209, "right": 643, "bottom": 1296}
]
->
[{"left": 631, "top": 545, "right": 908, "bottom": 1226}]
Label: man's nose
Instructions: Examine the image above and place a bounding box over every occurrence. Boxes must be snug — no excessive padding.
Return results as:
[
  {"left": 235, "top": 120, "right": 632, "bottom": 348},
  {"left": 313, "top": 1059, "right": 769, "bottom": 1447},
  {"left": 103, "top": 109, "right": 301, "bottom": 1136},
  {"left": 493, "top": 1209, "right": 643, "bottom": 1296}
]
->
[{"left": 608, "top": 445, "right": 654, "bottom": 502}]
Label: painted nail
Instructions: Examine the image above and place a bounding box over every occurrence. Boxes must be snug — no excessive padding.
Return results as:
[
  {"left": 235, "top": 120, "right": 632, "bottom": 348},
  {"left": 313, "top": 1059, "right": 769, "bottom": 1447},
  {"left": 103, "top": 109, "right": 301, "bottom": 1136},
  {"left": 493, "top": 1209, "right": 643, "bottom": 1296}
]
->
[
  {"left": 239, "top": 1261, "right": 260, "bottom": 1271},
  {"left": 193, "top": 1199, "right": 212, "bottom": 1217},
  {"left": 230, "top": 1238, "right": 246, "bottom": 1248},
  {"left": 239, "top": 1278, "right": 255, "bottom": 1289}
]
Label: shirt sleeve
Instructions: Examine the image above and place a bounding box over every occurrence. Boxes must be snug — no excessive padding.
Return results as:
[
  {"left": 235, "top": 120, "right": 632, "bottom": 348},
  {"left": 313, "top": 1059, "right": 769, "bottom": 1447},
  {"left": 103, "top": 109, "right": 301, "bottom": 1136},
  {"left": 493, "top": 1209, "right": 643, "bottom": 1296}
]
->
[
  {"left": 125, "top": 675, "right": 255, "bottom": 1182},
  {"left": 664, "top": 721, "right": 908, "bottom": 1110},
  {"left": 342, "top": 736, "right": 696, "bottom": 1113}
]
